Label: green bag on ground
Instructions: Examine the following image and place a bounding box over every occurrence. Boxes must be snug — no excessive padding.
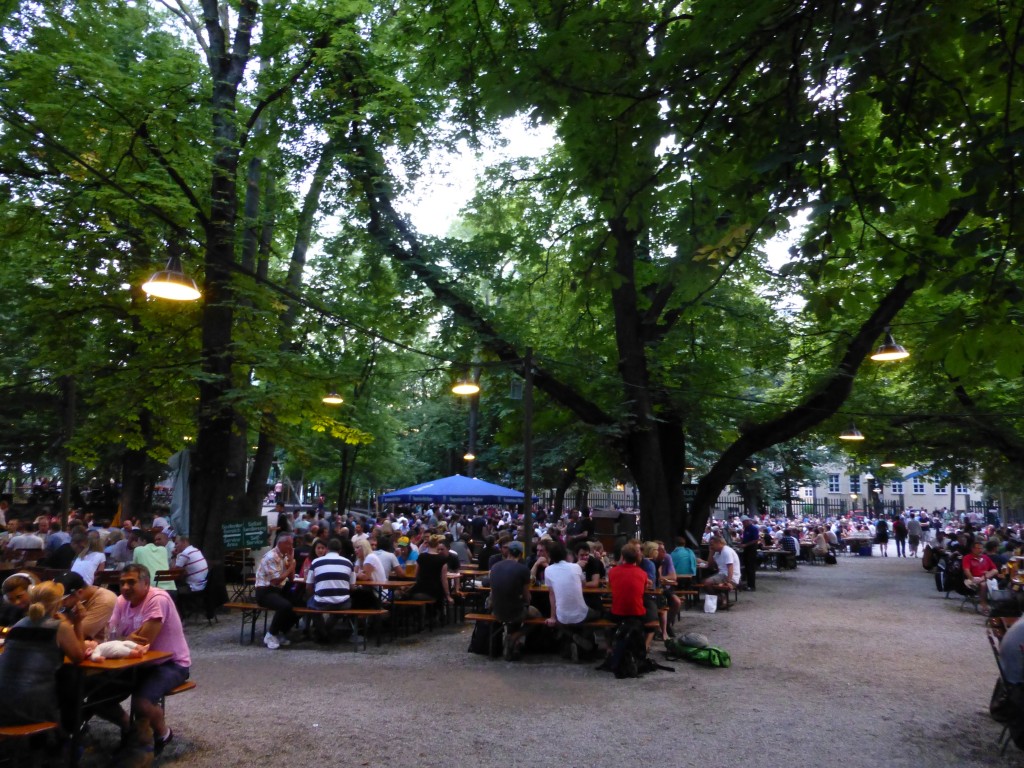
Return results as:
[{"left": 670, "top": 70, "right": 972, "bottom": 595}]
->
[{"left": 664, "top": 638, "right": 731, "bottom": 668}]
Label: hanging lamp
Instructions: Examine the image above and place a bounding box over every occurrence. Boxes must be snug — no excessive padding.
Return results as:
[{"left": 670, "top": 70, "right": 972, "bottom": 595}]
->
[
  {"left": 452, "top": 379, "right": 480, "bottom": 396},
  {"left": 870, "top": 328, "right": 910, "bottom": 361},
  {"left": 839, "top": 422, "right": 865, "bottom": 441},
  {"left": 141, "top": 254, "right": 201, "bottom": 301}
]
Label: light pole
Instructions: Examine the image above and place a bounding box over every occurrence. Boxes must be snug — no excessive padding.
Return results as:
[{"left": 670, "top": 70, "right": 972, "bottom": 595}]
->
[
  {"left": 522, "top": 348, "right": 534, "bottom": 560},
  {"left": 452, "top": 349, "right": 534, "bottom": 559}
]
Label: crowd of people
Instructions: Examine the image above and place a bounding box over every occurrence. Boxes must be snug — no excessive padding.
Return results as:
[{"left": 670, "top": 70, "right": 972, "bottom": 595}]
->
[
  {"left": 259, "top": 501, "right": 714, "bottom": 663},
  {"left": 0, "top": 564, "right": 191, "bottom": 761},
  {"left": 0, "top": 508, "right": 203, "bottom": 759},
  {"left": 1, "top": 510, "right": 209, "bottom": 596}
]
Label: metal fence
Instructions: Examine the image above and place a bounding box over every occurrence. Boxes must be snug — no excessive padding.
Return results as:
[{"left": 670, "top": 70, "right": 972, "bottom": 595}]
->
[
  {"left": 710, "top": 495, "right": 999, "bottom": 520},
  {"left": 537, "top": 488, "right": 1015, "bottom": 524}
]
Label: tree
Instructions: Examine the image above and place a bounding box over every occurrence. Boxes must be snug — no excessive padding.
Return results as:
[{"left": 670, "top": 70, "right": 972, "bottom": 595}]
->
[{"left": 331, "top": 0, "right": 1024, "bottom": 542}]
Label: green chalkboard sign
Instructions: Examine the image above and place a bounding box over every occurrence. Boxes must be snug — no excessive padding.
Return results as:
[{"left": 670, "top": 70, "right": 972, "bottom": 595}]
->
[{"left": 222, "top": 519, "right": 268, "bottom": 549}]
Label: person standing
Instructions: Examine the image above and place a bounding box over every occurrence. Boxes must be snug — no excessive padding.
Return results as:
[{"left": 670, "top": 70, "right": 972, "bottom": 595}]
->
[
  {"left": 892, "top": 516, "right": 908, "bottom": 557},
  {"left": 874, "top": 516, "right": 890, "bottom": 557},
  {"left": 907, "top": 515, "right": 923, "bottom": 557},
  {"left": 739, "top": 517, "right": 760, "bottom": 591},
  {"left": 255, "top": 533, "right": 297, "bottom": 649}
]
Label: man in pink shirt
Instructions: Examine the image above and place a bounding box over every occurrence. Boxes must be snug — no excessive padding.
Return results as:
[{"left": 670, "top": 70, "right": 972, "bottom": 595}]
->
[{"left": 104, "top": 563, "right": 191, "bottom": 755}]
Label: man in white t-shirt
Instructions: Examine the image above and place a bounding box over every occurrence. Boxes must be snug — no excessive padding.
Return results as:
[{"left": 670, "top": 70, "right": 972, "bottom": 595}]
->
[
  {"left": 543, "top": 540, "right": 600, "bottom": 626},
  {"left": 703, "top": 536, "right": 741, "bottom": 587}
]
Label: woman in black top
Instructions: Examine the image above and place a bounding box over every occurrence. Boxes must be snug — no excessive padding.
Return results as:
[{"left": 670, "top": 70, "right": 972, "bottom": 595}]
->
[{"left": 410, "top": 534, "right": 451, "bottom": 607}]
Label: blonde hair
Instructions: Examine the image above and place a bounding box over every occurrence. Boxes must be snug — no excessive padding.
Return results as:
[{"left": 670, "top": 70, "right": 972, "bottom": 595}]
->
[
  {"left": 642, "top": 541, "right": 659, "bottom": 559},
  {"left": 354, "top": 538, "right": 373, "bottom": 560},
  {"left": 26, "top": 581, "right": 64, "bottom": 622},
  {"left": 428, "top": 534, "right": 445, "bottom": 548}
]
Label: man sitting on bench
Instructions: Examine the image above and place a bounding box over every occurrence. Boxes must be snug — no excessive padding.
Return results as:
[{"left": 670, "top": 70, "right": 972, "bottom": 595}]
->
[
  {"left": 606, "top": 541, "right": 656, "bottom": 654},
  {"left": 544, "top": 540, "right": 599, "bottom": 659},
  {"left": 304, "top": 538, "right": 355, "bottom": 643},
  {"left": 701, "top": 536, "right": 741, "bottom": 607},
  {"left": 488, "top": 541, "right": 540, "bottom": 661}
]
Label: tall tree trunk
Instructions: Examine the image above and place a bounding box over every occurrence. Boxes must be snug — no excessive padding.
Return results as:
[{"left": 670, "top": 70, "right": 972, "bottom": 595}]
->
[
  {"left": 337, "top": 444, "right": 360, "bottom": 513},
  {"left": 191, "top": 0, "right": 258, "bottom": 575}
]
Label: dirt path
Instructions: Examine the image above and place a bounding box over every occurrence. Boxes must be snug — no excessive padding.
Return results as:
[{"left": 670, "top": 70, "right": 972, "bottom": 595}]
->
[{"left": 81, "top": 554, "right": 1017, "bottom": 768}]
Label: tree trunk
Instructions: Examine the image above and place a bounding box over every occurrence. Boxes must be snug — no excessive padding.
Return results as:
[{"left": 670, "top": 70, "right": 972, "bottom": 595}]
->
[
  {"left": 190, "top": 0, "right": 258, "bottom": 575},
  {"left": 244, "top": 418, "right": 276, "bottom": 516},
  {"left": 336, "top": 444, "right": 360, "bottom": 513}
]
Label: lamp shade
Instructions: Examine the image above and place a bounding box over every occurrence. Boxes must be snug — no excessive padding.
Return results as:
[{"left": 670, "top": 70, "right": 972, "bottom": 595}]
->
[
  {"left": 839, "top": 422, "right": 865, "bottom": 440},
  {"left": 322, "top": 392, "right": 344, "bottom": 405},
  {"left": 879, "top": 458, "right": 896, "bottom": 468},
  {"left": 141, "top": 255, "right": 201, "bottom": 301},
  {"left": 452, "top": 379, "right": 480, "bottom": 396},
  {"left": 870, "top": 331, "right": 909, "bottom": 361}
]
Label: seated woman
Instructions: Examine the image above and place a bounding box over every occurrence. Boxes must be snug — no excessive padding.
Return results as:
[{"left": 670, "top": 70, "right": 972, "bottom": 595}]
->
[
  {"left": 409, "top": 534, "right": 452, "bottom": 610},
  {"left": 0, "top": 580, "right": 86, "bottom": 733},
  {"left": 70, "top": 531, "right": 106, "bottom": 586},
  {"left": 812, "top": 527, "right": 830, "bottom": 556}
]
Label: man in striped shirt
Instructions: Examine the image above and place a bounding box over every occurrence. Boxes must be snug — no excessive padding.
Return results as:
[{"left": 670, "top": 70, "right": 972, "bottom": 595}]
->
[
  {"left": 304, "top": 538, "right": 354, "bottom": 642},
  {"left": 173, "top": 535, "right": 209, "bottom": 592}
]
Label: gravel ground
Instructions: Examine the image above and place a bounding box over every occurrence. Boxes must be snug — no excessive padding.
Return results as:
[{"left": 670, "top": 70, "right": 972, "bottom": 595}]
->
[{"left": 78, "top": 550, "right": 1021, "bottom": 768}]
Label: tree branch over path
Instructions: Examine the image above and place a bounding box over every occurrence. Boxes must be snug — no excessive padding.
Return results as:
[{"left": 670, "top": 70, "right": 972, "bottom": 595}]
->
[
  {"left": 343, "top": 126, "right": 616, "bottom": 430},
  {"left": 687, "top": 199, "right": 972, "bottom": 532}
]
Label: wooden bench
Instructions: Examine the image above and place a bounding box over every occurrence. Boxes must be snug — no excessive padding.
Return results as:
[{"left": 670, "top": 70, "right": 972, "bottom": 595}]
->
[
  {"left": 223, "top": 601, "right": 268, "bottom": 644},
  {"left": 464, "top": 612, "right": 659, "bottom": 657},
  {"left": 292, "top": 607, "right": 390, "bottom": 650},
  {"left": 158, "top": 680, "right": 197, "bottom": 711},
  {"left": 0, "top": 722, "right": 59, "bottom": 739},
  {"left": 696, "top": 581, "right": 739, "bottom": 609},
  {"left": 0, "top": 721, "right": 59, "bottom": 767}
]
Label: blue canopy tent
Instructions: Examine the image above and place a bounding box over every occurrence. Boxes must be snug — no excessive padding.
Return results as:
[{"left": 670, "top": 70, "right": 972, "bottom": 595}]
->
[{"left": 378, "top": 474, "right": 528, "bottom": 505}]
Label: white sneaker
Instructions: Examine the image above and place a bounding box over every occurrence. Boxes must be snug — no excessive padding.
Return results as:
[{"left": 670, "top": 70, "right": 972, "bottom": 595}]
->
[
  {"left": 263, "top": 632, "right": 280, "bottom": 650},
  {"left": 275, "top": 634, "right": 291, "bottom": 647}
]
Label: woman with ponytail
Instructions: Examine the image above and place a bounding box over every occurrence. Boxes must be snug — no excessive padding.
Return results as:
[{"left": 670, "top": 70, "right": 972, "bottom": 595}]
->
[{"left": 0, "top": 580, "right": 86, "bottom": 726}]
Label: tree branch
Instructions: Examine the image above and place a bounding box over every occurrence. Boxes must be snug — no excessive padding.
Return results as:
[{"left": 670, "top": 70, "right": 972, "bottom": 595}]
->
[{"left": 343, "top": 126, "right": 616, "bottom": 429}]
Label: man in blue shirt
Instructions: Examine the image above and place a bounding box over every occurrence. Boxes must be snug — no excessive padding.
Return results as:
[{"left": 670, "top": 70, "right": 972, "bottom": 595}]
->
[
  {"left": 670, "top": 537, "right": 697, "bottom": 576},
  {"left": 739, "top": 517, "right": 761, "bottom": 591}
]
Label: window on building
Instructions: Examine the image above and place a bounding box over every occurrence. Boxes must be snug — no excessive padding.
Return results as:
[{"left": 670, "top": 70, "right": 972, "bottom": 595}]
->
[
  {"left": 828, "top": 474, "right": 840, "bottom": 493},
  {"left": 803, "top": 487, "right": 814, "bottom": 498},
  {"left": 849, "top": 474, "right": 861, "bottom": 494},
  {"left": 912, "top": 478, "right": 926, "bottom": 494},
  {"left": 955, "top": 484, "right": 969, "bottom": 494},
  {"left": 934, "top": 483, "right": 947, "bottom": 494},
  {"left": 891, "top": 480, "right": 903, "bottom": 494}
]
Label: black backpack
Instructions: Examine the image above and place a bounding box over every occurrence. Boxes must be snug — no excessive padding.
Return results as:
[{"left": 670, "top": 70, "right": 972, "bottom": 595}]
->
[{"left": 607, "top": 619, "right": 647, "bottom": 678}]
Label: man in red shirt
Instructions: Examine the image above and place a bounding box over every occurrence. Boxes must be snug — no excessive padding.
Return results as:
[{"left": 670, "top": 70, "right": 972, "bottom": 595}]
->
[
  {"left": 608, "top": 542, "right": 656, "bottom": 651},
  {"left": 963, "top": 539, "right": 999, "bottom": 614}
]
